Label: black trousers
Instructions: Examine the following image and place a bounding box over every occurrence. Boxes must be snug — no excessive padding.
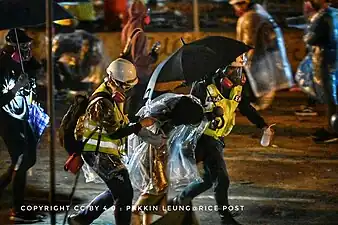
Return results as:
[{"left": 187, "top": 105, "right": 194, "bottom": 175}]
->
[
  {"left": 178, "top": 134, "right": 231, "bottom": 217},
  {"left": 78, "top": 153, "right": 134, "bottom": 225},
  {"left": 0, "top": 114, "right": 37, "bottom": 212}
]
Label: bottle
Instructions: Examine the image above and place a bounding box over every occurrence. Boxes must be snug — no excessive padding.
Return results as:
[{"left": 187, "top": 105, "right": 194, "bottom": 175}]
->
[{"left": 260, "top": 124, "right": 275, "bottom": 147}]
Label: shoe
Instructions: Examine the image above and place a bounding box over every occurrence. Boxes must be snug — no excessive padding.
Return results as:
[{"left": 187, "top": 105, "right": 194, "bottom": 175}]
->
[
  {"left": 167, "top": 196, "right": 181, "bottom": 206},
  {"left": 311, "top": 128, "right": 331, "bottom": 138},
  {"left": 313, "top": 133, "right": 338, "bottom": 143},
  {"left": 221, "top": 216, "right": 242, "bottom": 225},
  {"left": 68, "top": 214, "right": 90, "bottom": 225},
  {"left": 9, "top": 210, "right": 44, "bottom": 223},
  {"left": 294, "top": 107, "right": 318, "bottom": 116}
]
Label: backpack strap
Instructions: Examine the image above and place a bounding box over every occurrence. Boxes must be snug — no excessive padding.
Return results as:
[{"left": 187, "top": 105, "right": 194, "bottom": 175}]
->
[{"left": 120, "top": 28, "right": 143, "bottom": 58}]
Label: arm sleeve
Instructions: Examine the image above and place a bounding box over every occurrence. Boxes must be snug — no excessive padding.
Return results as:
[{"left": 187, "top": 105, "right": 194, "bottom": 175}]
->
[
  {"left": 240, "top": 13, "right": 260, "bottom": 47},
  {"left": 304, "top": 14, "right": 329, "bottom": 46},
  {"left": 0, "top": 91, "right": 15, "bottom": 108},
  {"left": 108, "top": 123, "right": 142, "bottom": 139},
  {"left": 238, "top": 96, "right": 268, "bottom": 129},
  {"left": 191, "top": 82, "right": 207, "bottom": 106},
  {"left": 131, "top": 32, "right": 155, "bottom": 68}
]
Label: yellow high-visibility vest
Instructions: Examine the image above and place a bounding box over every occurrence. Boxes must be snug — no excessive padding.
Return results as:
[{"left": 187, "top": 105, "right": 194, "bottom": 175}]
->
[
  {"left": 203, "top": 84, "right": 242, "bottom": 140},
  {"left": 82, "top": 84, "right": 129, "bottom": 156}
]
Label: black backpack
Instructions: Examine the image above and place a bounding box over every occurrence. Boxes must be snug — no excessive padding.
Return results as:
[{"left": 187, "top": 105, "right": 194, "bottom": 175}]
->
[
  {"left": 119, "top": 28, "right": 143, "bottom": 62},
  {"left": 59, "top": 92, "right": 113, "bottom": 155}
]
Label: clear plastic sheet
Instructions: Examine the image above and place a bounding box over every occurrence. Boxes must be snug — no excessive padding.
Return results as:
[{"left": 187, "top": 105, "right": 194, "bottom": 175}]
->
[
  {"left": 51, "top": 30, "right": 110, "bottom": 84},
  {"left": 127, "top": 93, "right": 206, "bottom": 193},
  {"left": 81, "top": 159, "right": 104, "bottom": 184},
  {"left": 295, "top": 53, "right": 325, "bottom": 103},
  {"left": 166, "top": 122, "right": 208, "bottom": 191},
  {"left": 244, "top": 4, "right": 294, "bottom": 98}
]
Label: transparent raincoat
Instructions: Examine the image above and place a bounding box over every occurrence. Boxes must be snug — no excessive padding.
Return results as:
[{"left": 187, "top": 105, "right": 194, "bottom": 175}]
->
[
  {"left": 127, "top": 93, "right": 207, "bottom": 195},
  {"left": 304, "top": 6, "right": 338, "bottom": 106},
  {"left": 295, "top": 51, "right": 325, "bottom": 103},
  {"left": 237, "top": 4, "right": 294, "bottom": 98}
]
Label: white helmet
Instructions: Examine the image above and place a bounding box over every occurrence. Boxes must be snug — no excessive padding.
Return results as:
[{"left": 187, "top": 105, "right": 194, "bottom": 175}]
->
[
  {"left": 106, "top": 58, "right": 138, "bottom": 86},
  {"left": 229, "top": 0, "right": 250, "bottom": 5}
]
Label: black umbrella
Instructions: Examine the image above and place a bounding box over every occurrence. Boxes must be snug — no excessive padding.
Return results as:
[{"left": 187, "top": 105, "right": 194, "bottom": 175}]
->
[
  {"left": 155, "top": 44, "right": 221, "bottom": 85},
  {"left": 0, "top": 0, "right": 73, "bottom": 30},
  {"left": 144, "top": 36, "right": 251, "bottom": 100},
  {"left": 187, "top": 36, "right": 252, "bottom": 67}
]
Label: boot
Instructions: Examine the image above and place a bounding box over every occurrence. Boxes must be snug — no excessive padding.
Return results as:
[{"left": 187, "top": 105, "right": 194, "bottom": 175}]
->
[
  {"left": 67, "top": 214, "right": 90, "bottom": 225},
  {"left": 220, "top": 211, "right": 242, "bottom": 225}
]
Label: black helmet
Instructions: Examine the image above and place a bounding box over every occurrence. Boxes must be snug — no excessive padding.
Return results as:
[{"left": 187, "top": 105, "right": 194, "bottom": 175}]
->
[
  {"left": 6, "top": 29, "right": 32, "bottom": 45},
  {"left": 5, "top": 29, "right": 33, "bottom": 61}
]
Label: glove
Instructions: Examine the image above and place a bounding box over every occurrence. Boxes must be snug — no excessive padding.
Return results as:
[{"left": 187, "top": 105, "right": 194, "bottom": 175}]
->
[
  {"left": 150, "top": 51, "right": 158, "bottom": 62},
  {"left": 150, "top": 41, "right": 161, "bottom": 62}
]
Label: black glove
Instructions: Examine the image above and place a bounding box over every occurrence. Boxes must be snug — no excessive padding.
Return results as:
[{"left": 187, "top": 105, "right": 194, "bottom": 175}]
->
[
  {"left": 150, "top": 41, "right": 161, "bottom": 62},
  {"left": 150, "top": 51, "right": 158, "bottom": 62}
]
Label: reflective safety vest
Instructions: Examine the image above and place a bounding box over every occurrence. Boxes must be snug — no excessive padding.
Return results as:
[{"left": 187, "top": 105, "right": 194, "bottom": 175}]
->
[
  {"left": 82, "top": 84, "right": 129, "bottom": 156},
  {"left": 203, "top": 84, "right": 242, "bottom": 140}
]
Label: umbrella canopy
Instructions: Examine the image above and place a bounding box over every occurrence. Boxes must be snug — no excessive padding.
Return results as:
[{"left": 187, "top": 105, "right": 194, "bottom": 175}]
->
[
  {"left": 156, "top": 44, "right": 221, "bottom": 85},
  {"left": 0, "top": 0, "right": 74, "bottom": 30},
  {"left": 148, "top": 36, "right": 251, "bottom": 95},
  {"left": 187, "top": 36, "right": 252, "bottom": 67}
]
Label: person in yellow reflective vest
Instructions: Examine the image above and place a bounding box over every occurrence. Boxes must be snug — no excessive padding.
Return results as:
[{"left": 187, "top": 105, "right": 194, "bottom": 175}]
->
[
  {"left": 68, "top": 58, "right": 156, "bottom": 225},
  {"left": 173, "top": 61, "right": 271, "bottom": 225}
]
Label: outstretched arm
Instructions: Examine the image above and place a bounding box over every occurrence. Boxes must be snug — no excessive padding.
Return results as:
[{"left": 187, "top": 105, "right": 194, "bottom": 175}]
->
[{"left": 238, "top": 95, "right": 268, "bottom": 129}]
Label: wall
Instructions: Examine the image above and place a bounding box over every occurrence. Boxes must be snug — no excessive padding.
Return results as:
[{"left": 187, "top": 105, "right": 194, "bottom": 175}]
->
[{"left": 0, "top": 29, "right": 305, "bottom": 73}]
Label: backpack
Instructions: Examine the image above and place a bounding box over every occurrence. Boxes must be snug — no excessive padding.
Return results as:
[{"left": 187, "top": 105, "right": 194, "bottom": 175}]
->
[
  {"left": 120, "top": 28, "right": 143, "bottom": 62},
  {"left": 59, "top": 92, "right": 114, "bottom": 155}
]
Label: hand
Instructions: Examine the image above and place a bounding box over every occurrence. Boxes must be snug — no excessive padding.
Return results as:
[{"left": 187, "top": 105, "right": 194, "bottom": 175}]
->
[
  {"left": 150, "top": 51, "right": 158, "bottom": 62},
  {"left": 12, "top": 73, "right": 29, "bottom": 93},
  {"left": 139, "top": 117, "right": 157, "bottom": 127},
  {"left": 263, "top": 126, "right": 275, "bottom": 134},
  {"left": 151, "top": 41, "right": 161, "bottom": 54}
]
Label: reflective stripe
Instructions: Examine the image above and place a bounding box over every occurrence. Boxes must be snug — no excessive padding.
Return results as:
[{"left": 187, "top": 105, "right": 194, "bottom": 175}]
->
[
  {"left": 204, "top": 84, "right": 242, "bottom": 139},
  {"left": 86, "top": 138, "right": 121, "bottom": 149}
]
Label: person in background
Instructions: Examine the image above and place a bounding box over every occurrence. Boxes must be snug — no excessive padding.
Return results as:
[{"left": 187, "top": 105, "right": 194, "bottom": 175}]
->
[
  {"left": 294, "top": 0, "right": 319, "bottom": 117},
  {"left": 230, "top": 0, "right": 294, "bottom": 111},
  {"left": 0, "top": 29, "right": 45, "bottom": 223},
  {"left": 121, "top": 0, "right": 160, "bottom": 122},
  {"left": 68, "top": 58, "right": 156, "bottom": 225},
  {"left": 305, "top": 0, "right": 338, "bottom": 143}
]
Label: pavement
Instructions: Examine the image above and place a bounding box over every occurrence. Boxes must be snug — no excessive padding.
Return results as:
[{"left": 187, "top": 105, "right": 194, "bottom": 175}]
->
[{"left": 0, "top": 91, "right": 338, "bottom": 225}]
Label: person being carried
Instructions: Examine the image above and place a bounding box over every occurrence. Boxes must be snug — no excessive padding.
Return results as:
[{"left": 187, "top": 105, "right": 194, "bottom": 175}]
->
[
  {"left": 129, "top": 94, "right": 205, "bottom": 225},
  {"left": 121, "top": 0, "right": 160, "bottom": 122}
]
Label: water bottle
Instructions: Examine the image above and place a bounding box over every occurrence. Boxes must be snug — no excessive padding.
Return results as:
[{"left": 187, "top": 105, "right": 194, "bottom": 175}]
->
[{"left": 260, "top": 124, "right": 275, "bottom": 147}]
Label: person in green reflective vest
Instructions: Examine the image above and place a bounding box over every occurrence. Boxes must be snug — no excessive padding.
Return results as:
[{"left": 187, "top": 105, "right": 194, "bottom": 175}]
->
[
  {"left": 68, "top": 58, "right": 156, "bottom": 225},
  {"left": 173, "top": 59, "right": 271, "bottom": 225}
]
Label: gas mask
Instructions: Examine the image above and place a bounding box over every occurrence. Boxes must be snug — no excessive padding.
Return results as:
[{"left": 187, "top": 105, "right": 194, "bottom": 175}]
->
[
  {"left": 219, "top": 66, "right": 246, "bottom": 89},
  {"left": 11, "top": 42, "right": 33, "bottom": 63},
  {"left": 105, "top": 77, "right": 134, "bottom": 103}
]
